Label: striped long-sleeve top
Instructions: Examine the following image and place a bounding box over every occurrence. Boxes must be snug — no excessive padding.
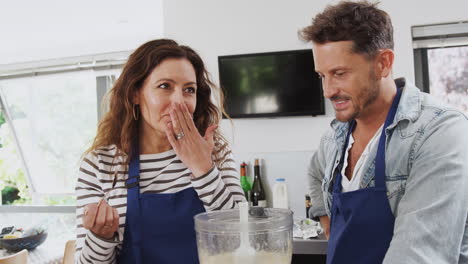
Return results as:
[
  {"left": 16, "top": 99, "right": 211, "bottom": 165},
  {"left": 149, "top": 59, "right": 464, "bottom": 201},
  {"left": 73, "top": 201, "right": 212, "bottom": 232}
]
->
[{"left": 75, "top": 145, "right": 245, "bottom": 263}]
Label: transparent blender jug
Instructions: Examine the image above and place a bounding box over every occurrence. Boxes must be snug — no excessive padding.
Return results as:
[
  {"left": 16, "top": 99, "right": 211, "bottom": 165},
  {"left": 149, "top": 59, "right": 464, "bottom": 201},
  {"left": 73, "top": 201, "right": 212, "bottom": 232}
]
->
[{"left": 194, "top": 207, "right": 293, "bottom": 264}]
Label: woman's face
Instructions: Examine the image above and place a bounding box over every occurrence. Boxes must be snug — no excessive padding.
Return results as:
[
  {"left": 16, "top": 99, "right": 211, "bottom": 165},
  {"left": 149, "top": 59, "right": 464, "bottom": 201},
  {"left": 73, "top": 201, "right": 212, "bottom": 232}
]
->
[{"left": 135, "top": 58, "right": 197, "bottom": 137}]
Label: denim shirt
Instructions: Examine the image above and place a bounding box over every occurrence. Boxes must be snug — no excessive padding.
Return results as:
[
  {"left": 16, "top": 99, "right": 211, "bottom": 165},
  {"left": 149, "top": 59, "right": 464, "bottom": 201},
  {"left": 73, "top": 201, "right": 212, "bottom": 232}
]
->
[{"left": 307, "top": 78, "right": 468, "bottom": 263}]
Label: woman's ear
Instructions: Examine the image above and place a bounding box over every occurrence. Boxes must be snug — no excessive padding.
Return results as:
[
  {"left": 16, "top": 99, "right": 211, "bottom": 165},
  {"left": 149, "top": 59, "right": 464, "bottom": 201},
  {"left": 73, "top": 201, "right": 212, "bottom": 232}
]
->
[{"left": 133, "top": 91, "right": 140, "bottom": 105}]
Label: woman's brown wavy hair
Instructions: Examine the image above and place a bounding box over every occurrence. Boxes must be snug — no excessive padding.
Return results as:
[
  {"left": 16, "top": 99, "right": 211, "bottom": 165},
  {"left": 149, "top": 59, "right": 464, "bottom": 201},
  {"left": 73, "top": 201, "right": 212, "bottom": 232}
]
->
[{"left": 85, "top": 39, "right": 229, "bottom": 166}]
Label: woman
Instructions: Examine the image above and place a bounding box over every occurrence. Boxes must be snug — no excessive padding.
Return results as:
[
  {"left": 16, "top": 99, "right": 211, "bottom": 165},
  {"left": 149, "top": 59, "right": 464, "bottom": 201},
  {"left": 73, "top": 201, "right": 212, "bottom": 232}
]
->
[{"left": 75, "top": 39, "right": 245, "bottom": 264}]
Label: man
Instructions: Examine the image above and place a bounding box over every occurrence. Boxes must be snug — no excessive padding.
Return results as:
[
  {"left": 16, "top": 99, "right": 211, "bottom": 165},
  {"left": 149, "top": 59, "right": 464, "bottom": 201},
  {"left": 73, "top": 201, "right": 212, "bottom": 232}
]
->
[{"left": 302, "top": 1, "right": 468, "bottom": 263}]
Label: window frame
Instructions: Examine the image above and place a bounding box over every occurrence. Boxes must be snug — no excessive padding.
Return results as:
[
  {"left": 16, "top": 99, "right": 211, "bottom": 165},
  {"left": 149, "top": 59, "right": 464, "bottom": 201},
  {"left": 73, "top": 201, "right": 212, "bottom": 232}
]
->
[
  {"left": 413, "top": 21, "right": 468, "bottom": 92},
  {"left": 0, "top": 51, "right": 129, "bottom": 208}
]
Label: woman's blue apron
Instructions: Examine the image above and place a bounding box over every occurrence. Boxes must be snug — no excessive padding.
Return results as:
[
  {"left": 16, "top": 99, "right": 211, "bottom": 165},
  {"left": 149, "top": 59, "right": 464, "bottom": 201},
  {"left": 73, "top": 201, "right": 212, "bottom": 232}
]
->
[
  {"left": 117, "top": 144, "right": 205, "bottom": 264},
  {"left": 326, "top": 86, "right": 402, "bottom": 264}
]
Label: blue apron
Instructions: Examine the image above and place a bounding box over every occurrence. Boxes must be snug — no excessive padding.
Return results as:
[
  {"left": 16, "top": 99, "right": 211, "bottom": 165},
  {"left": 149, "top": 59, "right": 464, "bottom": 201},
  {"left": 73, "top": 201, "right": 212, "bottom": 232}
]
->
[
  {"left": 117, "top": 144, "right": 206, "bottom": 264},
  {"left": 326, "top": 86, "right": 403, "bottom": 264}
]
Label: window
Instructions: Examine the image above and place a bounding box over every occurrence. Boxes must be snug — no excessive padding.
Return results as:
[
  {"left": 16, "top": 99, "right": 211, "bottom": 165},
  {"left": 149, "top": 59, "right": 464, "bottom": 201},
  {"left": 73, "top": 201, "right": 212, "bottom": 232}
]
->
[
  {"left": 413, "top": 21, "right": 468, "bottom": 115},
  {"left": 0, "top": 111, "right": 29, "bottom": 205},
  {"left": 0, "top": 52, "right": 127, "bottom": 206}
]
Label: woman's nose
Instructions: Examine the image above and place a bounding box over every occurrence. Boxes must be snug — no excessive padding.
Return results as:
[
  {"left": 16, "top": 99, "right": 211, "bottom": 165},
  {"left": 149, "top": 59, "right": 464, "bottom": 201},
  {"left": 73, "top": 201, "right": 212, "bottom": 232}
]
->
[{"left": 170, "top": 90, "right": 184, "bottom": 104}]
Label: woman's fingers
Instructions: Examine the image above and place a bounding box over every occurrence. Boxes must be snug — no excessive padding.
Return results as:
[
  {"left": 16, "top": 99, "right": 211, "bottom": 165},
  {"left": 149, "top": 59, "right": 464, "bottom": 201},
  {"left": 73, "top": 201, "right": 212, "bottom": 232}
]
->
[
  {"left": 82, "top": 204, "right": 98, "bottom": 229},
  {"left": 91, "top": 198, "right": 104, "bottom": 227},
  {"left": 204, "top": 124, "right": 218, "bottom": 141},
  {"left": 94, "top": 199, "right": 108, "bottom": 228},
  {"left": 204, "top": 124, "right": 218, "bottom": 151},
  {"left": 105, "top": 205, "right": 114, "bottom": 228},
  {"left": 165, "top": 122, "right": 178, "bottom": 148},
  {"left": 181, "top": 103, "right": 197, "bottom": 133},
  {"left": 176, "top": 103, "right": 192, "bottom": 133},
  {"left": 82, "top": 199, "right": 118, "bottom": 239},
  {"left": 112, "top": 208, "right": 119, "bottom": 229},
  {"left": 170, "top": 105, "right": 185, "bottom": 139}
]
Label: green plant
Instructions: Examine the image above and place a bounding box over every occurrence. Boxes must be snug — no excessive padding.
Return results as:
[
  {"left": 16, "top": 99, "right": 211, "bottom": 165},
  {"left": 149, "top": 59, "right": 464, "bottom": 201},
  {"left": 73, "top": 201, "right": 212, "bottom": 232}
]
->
[
  {"left": 0, "top": 111, "right": 31, "bottom": 204},
  {"left": 0, "top": 111, "right": 5, "bottom": 126},
  {"left": 1, "top": 185, "right": 19, "bottom": 204}
]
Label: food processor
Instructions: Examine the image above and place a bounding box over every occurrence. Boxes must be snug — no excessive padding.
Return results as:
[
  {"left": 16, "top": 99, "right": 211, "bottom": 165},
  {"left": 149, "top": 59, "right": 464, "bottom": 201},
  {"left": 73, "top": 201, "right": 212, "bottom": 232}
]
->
[{"left": 194, "top": 205, "right": 293, "bottom": 264}]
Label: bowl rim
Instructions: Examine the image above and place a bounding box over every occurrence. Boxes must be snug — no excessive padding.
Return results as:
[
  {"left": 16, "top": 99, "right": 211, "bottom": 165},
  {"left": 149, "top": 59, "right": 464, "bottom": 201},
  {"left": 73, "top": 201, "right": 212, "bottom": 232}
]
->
[{"left": 0, "top": 232, "right": 48, "bottom": 242}]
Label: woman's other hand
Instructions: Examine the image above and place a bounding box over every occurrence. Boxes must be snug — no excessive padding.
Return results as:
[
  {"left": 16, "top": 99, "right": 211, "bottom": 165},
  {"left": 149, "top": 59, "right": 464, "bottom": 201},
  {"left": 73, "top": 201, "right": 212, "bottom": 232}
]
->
[
  {"left": 82, "top": 199, "right": 119, "bottom": 240},
  {"left": 165, "top": 102, "right": 217, "bottom": 178}
]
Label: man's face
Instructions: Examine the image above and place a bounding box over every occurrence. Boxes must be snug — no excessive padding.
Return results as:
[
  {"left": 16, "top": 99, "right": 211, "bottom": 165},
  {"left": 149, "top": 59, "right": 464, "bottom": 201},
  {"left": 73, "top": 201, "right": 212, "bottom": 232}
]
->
[{"left": 312, "top": 41, "right": 380, "bottom": 122}]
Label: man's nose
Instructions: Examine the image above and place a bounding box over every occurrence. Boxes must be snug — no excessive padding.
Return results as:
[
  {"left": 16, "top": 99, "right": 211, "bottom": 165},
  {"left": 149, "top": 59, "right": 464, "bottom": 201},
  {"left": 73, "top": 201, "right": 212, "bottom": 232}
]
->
[{"left": 322, "top": 78, "right": 338, "bottom": 99}]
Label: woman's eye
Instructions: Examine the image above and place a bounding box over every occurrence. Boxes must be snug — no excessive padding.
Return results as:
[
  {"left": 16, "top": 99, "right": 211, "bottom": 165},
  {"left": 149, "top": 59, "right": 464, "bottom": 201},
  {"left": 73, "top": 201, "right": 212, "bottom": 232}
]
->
[
  {"left": 185, "top": 87, "right": 196, "bottom": 94},
  {"left": 158, "top": 83, "right": 170, "bottom": 89}
]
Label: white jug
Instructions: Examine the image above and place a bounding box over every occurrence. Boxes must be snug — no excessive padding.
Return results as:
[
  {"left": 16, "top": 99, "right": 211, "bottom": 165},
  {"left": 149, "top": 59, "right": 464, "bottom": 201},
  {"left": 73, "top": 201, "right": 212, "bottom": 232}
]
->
[{"left": 272, "top": 178, "right": 289, "bottom": 209}]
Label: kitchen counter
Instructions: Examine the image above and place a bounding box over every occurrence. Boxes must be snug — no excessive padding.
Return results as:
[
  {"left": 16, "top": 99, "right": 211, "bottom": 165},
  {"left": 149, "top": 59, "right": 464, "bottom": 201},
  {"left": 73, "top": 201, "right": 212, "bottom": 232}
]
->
[{"left": 293, "top": 233, "right": 328, "bottom": 255}]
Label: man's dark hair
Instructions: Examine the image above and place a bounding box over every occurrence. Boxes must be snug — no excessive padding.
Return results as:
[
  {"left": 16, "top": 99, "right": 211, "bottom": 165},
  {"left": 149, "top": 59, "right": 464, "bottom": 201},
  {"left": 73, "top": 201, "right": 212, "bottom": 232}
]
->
[{"left": 300, "top": 1, "right": 394, "bottom": 58}]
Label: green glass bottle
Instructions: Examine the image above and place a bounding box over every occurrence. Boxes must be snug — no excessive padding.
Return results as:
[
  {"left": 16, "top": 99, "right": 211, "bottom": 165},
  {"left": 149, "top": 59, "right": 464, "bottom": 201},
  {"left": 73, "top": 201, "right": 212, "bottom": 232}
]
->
[{"left": 240, "top": 162, "right": 252, "bottom": 202}]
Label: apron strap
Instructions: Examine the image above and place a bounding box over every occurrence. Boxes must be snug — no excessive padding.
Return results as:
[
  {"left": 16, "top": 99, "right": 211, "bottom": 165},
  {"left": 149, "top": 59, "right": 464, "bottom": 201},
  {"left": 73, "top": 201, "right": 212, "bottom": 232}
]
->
[
  {"left": 125, "top": 143, "right": 143, "bottom": 263},
  {"left": 374, "top": 86, "right": 403, "bottom": 189}
]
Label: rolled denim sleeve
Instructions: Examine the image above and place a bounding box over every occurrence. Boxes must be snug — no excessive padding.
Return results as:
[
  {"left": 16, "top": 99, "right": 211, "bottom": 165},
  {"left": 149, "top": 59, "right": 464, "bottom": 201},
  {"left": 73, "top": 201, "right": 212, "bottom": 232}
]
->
[
  {"left": 307, "top": 134, "right": 330, "bottom": 219},
  {"left": 383, "top": 111, "right": 468, "bottom": 263}
]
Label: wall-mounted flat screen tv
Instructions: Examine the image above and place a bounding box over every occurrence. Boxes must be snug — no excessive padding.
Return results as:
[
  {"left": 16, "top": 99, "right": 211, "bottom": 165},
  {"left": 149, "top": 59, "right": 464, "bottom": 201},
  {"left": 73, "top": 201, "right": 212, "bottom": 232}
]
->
[{"left": 218, "top": 49, "right": 324, "bottom": 118}]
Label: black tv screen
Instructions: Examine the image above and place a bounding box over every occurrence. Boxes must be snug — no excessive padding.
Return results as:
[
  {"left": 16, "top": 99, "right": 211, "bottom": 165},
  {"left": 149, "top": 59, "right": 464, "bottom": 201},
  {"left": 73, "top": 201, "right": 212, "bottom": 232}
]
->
[{"left": 218, "top": 49, "right": 324, "bottom": 118}]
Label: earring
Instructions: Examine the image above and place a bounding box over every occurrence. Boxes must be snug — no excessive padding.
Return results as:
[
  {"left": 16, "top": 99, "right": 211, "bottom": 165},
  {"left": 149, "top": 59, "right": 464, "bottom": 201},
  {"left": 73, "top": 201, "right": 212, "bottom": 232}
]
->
[{"left": 133, "top": 104, "right": 139, "bottom": 120}]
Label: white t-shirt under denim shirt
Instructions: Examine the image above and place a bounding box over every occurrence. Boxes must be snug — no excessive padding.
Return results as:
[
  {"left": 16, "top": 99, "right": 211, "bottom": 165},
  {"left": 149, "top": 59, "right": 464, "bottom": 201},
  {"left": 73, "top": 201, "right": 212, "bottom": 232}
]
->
[{"left": 341, "top": 125, "right": 383, "bottom": 192}]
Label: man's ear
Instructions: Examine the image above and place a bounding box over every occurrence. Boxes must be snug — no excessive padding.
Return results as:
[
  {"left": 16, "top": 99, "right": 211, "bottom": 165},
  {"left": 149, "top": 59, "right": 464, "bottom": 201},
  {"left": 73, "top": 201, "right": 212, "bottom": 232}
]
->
[{"left": 376, "top": 49, "right": 394, "bottom": 78}]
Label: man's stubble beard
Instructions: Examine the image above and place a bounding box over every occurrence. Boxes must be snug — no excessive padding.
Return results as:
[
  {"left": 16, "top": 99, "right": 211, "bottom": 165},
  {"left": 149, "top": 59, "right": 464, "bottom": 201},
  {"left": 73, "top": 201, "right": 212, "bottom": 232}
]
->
[{"left": 348, "top": 70, "right": 380, "bottom": 121}]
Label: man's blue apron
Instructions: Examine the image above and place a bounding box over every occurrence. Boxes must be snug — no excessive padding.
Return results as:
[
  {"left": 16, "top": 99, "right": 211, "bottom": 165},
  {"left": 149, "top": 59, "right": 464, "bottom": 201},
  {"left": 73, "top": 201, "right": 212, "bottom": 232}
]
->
[
  {"left": 326, "top": 85, "right": 403, "bottom": 264},
  {"left": 117, "top": 144, "right": 206, "bottom": 264}
]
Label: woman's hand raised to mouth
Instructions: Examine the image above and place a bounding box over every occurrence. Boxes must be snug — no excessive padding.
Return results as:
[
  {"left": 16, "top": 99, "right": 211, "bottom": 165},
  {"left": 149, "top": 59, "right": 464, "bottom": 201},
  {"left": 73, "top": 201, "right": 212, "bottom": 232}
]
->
[{"left": 165, "top": 102, "right": 218, "bottom": 178}]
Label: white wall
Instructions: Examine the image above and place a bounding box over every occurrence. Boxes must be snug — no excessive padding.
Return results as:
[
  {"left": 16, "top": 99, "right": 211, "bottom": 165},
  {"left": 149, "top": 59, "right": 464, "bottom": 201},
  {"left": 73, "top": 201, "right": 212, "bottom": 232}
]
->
[
  {"left": 163, "top": 0, "right": 339, "bottom": 154},
  {"left": 0, "top": 0, "right": 164, "bottom": 65},
  {"left": 163, "top": 0, "right": 468, "bottom": 217}
]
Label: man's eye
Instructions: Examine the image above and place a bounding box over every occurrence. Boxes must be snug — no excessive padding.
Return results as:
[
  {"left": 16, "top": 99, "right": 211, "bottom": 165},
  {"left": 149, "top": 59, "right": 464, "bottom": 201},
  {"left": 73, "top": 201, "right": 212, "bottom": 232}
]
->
[{"left": 335, "top": 72, "right": 345, "bottom": 77}]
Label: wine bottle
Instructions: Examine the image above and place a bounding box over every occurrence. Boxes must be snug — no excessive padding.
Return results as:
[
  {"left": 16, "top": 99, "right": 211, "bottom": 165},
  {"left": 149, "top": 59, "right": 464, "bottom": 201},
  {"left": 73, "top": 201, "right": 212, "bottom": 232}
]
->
[
  {"left": 239, "top": 162, "right": 252, "bottom": 202},
  {"left": 250, "top": 159, "right": 267, "bottom": 207},
  {"left": 305, "top": 194, "right": 311, "bottom": 218}
]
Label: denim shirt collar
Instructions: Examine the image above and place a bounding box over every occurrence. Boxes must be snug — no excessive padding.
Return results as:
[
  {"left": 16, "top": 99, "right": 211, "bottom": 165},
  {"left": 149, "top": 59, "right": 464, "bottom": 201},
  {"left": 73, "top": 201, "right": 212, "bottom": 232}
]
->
[{"left": 388, "top": 78, "right": 421, "bottom": 129}]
